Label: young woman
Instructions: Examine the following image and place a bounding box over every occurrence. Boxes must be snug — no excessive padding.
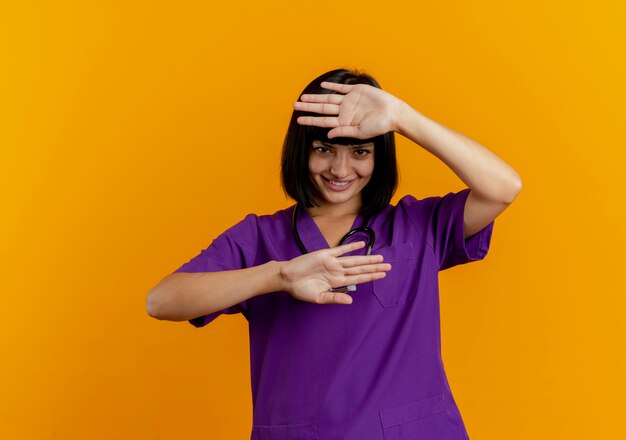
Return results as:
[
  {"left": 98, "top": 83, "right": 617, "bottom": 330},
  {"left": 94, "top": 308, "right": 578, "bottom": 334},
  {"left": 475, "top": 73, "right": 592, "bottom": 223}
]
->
[{"left": 147, "top": 68, "right": 522, "bottom": 440}]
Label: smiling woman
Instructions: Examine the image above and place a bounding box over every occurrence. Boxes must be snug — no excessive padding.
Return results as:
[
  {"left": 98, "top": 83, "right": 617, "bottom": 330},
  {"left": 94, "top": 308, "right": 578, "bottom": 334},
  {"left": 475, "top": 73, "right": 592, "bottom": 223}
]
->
[{"left": 147, "top": 67, "right": 521, "bottom": 440}]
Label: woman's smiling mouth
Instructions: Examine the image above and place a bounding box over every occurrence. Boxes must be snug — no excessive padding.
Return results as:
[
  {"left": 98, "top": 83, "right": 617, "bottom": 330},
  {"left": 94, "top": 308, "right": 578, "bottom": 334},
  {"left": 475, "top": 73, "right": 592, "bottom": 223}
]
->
[{"left": 322, "top": 176, "right": 355, "bottom": 191}]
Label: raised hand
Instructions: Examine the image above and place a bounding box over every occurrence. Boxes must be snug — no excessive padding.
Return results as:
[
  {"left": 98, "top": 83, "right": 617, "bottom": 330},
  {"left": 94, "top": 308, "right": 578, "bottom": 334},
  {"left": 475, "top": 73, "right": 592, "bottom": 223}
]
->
[
  {"left": 279, "top": 241, "right": 391, "bottom": 305},
  {"left": 293, "top": 81, "right": 406, "bottom": 139}
]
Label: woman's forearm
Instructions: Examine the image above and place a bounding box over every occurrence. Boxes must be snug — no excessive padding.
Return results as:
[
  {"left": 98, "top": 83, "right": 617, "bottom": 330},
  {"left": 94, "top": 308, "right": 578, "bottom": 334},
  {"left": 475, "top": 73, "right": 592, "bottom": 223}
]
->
[
  {"left": 146, "top": 260, "right": 284, "bottom": 322},
  {"left": 394, "top": 102, "right": 522, "bottom": 203}
]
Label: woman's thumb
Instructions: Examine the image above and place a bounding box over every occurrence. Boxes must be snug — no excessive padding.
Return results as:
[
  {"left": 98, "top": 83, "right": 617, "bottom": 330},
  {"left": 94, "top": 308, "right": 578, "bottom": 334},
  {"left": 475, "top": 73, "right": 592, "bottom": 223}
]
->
[{"left": 336, "top": 294, "right": 353, "bottom": 304}]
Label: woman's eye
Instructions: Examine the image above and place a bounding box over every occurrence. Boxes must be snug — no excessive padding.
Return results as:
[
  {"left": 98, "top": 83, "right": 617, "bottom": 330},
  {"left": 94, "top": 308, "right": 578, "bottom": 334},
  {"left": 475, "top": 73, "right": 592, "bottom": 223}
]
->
[
  {"left": 314, "top": 146, "right": 330, "bottom": 153},
  {"left": 354, "top": 149, "right": 370, "bottom": 156}
]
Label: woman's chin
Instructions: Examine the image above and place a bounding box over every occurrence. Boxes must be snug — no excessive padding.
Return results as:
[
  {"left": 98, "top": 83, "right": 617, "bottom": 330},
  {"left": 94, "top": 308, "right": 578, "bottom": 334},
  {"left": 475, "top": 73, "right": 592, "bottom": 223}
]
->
[{"left": 317, "top": 190, "right": 360, "bottom": 207}]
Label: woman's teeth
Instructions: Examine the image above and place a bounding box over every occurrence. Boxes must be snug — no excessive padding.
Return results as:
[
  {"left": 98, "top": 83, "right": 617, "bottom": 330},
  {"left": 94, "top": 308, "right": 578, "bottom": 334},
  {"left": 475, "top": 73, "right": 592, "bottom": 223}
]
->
[{"left": 322, "top": 176, "right": 354, "bottom": 191}]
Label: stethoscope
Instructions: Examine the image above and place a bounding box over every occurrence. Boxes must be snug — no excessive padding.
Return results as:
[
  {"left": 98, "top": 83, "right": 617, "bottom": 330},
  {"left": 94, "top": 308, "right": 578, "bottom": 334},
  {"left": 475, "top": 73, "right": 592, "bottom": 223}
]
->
[{"left": 292, "top": 203, "right": 376, "bottom": 292}]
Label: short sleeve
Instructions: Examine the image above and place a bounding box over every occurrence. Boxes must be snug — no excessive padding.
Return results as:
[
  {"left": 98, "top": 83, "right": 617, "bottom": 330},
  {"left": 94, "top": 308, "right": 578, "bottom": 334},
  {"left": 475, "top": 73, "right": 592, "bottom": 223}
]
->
[
  {"left": 401, "top": 188, "right": 494, "bottom": 271},
  {"left": 172, "top": 213, "right": 258, "bottom": 327}
]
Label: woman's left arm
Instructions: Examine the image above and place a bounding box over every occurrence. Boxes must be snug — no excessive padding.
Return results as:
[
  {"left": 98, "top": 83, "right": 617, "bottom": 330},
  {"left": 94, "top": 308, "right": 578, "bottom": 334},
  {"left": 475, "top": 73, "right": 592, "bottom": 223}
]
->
[
  {"left": 294, "top": 82, "right": 522, "bottom": 238},
  {"left": 394, "top": 101, "right": 522, "bottom": 238}
]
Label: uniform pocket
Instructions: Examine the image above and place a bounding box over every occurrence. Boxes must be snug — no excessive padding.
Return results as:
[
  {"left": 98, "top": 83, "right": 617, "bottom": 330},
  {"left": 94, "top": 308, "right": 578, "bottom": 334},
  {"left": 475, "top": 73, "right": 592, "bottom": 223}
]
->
[
  {"left": 251, "top": 421, "right": 318, "bottom": 440},
  {"left": 372, "top": 242, "right": 421, "bottom": 307},
  {"left": 379, "top": 393, "right": 454, "bottom": 440}
]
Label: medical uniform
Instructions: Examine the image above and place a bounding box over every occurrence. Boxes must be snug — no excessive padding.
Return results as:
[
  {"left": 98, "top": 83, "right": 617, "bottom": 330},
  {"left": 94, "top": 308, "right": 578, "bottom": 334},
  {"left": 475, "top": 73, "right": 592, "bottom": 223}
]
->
[{"left": 174, "top": 187, "right": 494, "bottom": 440}]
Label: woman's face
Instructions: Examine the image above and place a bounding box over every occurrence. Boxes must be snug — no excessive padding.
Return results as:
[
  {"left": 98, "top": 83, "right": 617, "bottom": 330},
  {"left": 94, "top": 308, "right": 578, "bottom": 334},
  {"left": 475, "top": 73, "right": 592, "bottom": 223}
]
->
[{"left": 308, "top": 139, "right": 375, "bottom": 210}]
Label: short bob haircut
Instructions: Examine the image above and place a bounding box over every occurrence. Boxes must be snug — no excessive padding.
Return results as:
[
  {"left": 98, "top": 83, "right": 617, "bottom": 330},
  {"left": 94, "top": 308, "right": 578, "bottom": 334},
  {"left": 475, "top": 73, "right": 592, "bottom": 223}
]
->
[{"left": 281, "top": 68, "right": 398, "bottom": 219}]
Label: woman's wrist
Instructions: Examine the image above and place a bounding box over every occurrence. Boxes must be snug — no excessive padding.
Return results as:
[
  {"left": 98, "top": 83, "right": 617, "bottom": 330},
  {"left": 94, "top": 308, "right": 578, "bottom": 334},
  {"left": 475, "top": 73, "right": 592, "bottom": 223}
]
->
[
  {"left": 268, "top": 260, "right": 288, "bottom": 293},
  {"left": 393, "top": 101, "right": 425, "bottom": 141}
]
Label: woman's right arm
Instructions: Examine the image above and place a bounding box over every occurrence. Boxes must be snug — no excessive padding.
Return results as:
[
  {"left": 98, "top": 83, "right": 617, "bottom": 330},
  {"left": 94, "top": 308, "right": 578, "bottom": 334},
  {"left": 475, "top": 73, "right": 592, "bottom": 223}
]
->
[
  {"left": 146, "top": 260, "right": 283, "bottom": 322},
  {"left": 146, "top": 241, "right": 391, "bottom": 322}
]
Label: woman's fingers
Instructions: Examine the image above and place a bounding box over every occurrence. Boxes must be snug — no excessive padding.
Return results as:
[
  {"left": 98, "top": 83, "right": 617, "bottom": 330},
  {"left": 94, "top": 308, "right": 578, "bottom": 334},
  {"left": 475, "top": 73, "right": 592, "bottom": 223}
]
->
[
  {"left": 343, "top": 262, "right": 391, "bottom": 276},
  {"left": 327, "top": 125, "right": 364, "bottom": 139},
  {"left": 296, "top": 115, "right": 339, "bottom": 127},
  {"left": 327, "top": 241, "right": 366, "bottom": 257},
  {"left": 293, "top": 101, "right": 340, "bottom": 115},
  {"left": 342, "top": 271, "right": 387, "bottom": 286},
  {"left": 338, "top": 253, "right": 384, "bottom": 267},
  {"left": 299, "top": 93, "right": 344, "bottom": 104},
  {"left": 320, "top": 81, "right": 354, "bottom": 94}
]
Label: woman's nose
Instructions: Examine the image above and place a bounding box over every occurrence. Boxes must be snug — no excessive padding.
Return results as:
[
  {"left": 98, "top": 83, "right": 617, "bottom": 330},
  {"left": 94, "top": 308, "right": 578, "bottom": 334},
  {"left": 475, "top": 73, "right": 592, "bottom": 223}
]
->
[{"left": 330, "top": 153, "right": 351, "bottom": 178}]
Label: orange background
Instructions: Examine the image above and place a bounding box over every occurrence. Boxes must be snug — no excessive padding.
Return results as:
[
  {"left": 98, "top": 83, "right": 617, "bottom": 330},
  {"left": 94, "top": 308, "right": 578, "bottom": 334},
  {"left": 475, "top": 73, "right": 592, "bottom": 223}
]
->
[{"left": 2, "top": 1, "right": 625, "bottom": 439}]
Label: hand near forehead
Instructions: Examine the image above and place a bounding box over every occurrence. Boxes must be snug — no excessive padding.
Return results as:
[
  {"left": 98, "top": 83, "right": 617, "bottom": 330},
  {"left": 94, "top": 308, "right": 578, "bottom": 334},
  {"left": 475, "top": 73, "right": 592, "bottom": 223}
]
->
[{"left": 293, "top": 82, "right": 407, "bottom": 139}]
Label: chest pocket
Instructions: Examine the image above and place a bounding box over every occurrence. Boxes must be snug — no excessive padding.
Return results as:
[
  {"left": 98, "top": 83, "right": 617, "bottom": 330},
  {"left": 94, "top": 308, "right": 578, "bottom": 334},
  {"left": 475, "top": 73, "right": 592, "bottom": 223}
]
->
[{"left": 372, "top": 241, "right": 421, "bottom": 308}]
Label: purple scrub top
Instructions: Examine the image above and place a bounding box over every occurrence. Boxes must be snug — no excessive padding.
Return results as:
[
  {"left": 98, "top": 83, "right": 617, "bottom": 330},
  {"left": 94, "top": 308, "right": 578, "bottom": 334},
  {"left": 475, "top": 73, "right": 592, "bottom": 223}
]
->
[{"left": 174, "top": 188, "right": 494, "bottom": 440}]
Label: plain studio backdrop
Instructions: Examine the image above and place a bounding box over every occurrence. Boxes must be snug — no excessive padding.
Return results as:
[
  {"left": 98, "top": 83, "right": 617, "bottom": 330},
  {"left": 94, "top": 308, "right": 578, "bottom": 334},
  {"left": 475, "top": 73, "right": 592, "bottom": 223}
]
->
[{"left": 1, "top": 1, "right": 625, "bottom": 439}]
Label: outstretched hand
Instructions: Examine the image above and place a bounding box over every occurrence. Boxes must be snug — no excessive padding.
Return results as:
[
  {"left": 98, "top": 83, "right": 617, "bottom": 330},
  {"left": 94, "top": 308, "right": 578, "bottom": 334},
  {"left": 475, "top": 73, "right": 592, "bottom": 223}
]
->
[
  {"left": 279, "top": 241, "right": 391, "bottom": 305},
  {"left": 293, "top": 82, "right": 407, "bottom": 139}
]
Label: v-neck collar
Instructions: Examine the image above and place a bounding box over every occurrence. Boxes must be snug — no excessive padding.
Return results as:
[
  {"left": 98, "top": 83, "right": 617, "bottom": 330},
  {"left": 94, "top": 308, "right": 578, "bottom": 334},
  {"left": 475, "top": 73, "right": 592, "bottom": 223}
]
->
[{"left": 294, "top": 204, "right": 364, "bottom": 252}]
